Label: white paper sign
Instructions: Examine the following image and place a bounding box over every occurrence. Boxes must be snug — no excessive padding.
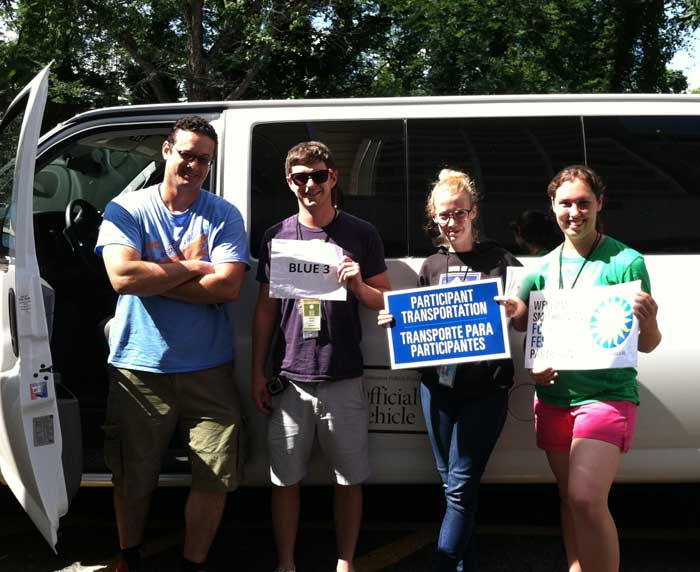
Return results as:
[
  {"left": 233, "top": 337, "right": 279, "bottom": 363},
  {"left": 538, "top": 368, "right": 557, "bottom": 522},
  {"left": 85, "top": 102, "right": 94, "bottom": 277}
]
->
[
  {"left": 525, "top": 281, "right": 640, "bottom": 371},
  {"left": 269, "top": 238, "right": 346, "bottom": 301},
  {"left": 505, "top": 265, "right": 539, "bottom": 299}
]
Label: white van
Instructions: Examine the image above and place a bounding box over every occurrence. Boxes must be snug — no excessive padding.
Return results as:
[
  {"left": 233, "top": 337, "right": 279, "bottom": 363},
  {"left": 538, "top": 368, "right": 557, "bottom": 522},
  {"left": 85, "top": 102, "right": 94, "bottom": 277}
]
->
[{"left": 2, "top": 66, "right": 700, "bottom": 549}]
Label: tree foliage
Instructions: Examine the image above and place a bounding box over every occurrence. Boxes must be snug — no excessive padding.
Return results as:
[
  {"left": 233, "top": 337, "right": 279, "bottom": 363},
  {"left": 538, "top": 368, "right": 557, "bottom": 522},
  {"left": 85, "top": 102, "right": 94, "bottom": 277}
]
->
[
  {"left": 376, "top": 0, "right": 691, "bottom": 95},
  {"left": 0, "top": 0, "right": 694, "bottom": 122},
  {"left": 679, "top": 0, "right": 700, "bottom": 26}
]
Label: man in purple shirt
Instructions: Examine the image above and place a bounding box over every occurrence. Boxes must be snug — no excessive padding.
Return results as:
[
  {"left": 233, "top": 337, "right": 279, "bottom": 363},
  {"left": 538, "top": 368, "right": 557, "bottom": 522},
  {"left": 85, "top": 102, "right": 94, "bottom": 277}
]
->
[{"left": 252, "top": 141, "right": 390, "bottom": 572}]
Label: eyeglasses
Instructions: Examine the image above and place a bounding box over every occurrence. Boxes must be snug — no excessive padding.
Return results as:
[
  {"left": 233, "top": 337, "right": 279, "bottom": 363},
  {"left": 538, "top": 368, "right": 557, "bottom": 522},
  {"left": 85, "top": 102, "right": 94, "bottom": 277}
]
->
[
  {"left": 288, "top": 169, "right": 331, "bottom": 187},
  {"left": 434, "top": 208, "right": 472, "bottom": 225},
  {"left": 170, "top": 146, "right": 214, "bottom": 167}
]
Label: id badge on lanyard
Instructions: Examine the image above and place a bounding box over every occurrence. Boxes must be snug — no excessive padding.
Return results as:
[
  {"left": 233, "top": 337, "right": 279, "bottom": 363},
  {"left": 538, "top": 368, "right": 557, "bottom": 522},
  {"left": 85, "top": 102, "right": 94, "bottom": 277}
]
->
[
  {"left": 437, "top": 364, "right": 457, "bottom": 387},
  {"left": 301, "top": 299, "right": 322, "bottom": 339}
]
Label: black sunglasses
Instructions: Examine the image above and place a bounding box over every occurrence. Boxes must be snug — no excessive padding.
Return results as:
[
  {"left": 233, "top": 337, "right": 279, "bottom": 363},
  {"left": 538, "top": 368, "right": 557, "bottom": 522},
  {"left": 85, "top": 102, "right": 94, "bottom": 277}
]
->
[{"left": 289, "top": 169, "right": 331, "bottom": 187}]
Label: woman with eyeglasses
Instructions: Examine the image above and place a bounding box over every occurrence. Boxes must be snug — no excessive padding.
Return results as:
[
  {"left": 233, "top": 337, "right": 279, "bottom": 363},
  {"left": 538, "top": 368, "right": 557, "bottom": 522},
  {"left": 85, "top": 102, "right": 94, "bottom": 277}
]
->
[
  {"left": 497, "top": 165, "right": 661, "bottom": 572},
  {"left": 379, "top": 169, "right": 520, "bottom": 572}
]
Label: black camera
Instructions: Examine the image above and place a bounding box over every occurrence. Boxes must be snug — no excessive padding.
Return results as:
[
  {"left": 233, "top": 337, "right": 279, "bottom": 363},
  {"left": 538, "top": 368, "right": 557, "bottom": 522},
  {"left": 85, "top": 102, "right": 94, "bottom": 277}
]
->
[{"left": 266, "top": 375, "right": 289, "bottom": 396}]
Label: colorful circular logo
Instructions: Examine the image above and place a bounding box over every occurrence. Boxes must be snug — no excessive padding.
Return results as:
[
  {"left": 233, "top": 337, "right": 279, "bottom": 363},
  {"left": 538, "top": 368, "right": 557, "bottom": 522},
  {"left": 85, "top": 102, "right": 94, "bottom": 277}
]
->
[{"left": 590, "top": 296, "right": 634, "bottom": 349}]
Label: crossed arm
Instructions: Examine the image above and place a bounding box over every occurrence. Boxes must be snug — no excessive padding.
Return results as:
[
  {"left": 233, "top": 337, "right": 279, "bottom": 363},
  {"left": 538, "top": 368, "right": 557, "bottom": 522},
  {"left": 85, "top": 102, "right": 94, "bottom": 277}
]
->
[{"left": 101, "top": 244, "right": 246, "bottom": 304}]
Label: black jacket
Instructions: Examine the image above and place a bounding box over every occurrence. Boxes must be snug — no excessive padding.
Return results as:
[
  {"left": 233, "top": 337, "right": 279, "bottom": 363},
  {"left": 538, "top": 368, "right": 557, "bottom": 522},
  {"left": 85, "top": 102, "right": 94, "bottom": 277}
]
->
[{"left": 418, "top": 241, "right": 521, "bottom": 399}]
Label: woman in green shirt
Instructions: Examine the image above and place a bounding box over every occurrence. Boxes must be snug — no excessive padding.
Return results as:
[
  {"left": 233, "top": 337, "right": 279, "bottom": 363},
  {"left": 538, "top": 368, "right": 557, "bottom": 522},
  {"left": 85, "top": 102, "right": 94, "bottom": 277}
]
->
[{"left": 497, "top": 165, "right": 661, "bottom": 572}]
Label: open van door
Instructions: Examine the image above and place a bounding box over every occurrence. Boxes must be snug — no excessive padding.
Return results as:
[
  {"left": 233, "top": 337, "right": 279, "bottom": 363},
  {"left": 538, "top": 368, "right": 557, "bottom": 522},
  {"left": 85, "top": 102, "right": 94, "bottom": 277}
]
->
[{"left": 0, "top": 64, "right": 68, "bottom": 551}]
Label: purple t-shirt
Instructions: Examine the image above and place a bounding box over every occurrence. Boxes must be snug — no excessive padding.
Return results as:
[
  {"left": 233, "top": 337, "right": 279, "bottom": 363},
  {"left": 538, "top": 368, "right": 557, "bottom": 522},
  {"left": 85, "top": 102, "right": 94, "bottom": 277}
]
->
[{"left": 257, "top": 211, "right": 387, "bottom": 382}]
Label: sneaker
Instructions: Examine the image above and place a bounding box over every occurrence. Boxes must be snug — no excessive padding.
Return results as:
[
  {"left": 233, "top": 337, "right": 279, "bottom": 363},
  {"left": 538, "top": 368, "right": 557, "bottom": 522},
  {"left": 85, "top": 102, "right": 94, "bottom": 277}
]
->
[{"left": 274, "top": 567, "right": 296, "bottom": 572}]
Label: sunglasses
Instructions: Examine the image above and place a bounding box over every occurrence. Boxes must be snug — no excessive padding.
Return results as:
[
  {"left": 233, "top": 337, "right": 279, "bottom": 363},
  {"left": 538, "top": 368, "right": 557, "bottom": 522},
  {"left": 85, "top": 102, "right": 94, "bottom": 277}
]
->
[{"left": 288, "top": 169, "right": 331, "bottom": 187}]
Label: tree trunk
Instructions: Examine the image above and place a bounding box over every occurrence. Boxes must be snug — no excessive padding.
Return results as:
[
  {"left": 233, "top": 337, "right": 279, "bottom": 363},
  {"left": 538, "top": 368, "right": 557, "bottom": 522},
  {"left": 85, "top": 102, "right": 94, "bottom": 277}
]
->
[{"left": 184, "top": 0, "right": 208, "bottom": 101}]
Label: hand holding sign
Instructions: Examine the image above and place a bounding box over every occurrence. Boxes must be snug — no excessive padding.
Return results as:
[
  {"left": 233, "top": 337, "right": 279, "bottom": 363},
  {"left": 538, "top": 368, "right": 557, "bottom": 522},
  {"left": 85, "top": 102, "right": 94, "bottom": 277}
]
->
[
  {"left": 337, "top": 256, "right": 362, "bottom": 290},
  {"left": 493, "top": 295, "right": 527, "bottom": 321},
  {"left": 377, "top": 308, "right": 395, "bottom": 328},
  {"left": 529, "top": 366, "right": 558, "bottom": 385}
]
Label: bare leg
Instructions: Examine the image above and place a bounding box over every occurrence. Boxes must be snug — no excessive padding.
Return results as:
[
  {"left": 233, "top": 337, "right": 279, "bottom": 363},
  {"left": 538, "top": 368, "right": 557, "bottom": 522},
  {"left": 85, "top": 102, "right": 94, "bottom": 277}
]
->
[
  {"left": 272, "top": 483, "right": 300, "bottom": 570},
  {"left": 183, "top": 489, "right": 227, "bottom": 566},
  {"left": 568, "top": 438, "right": 621, "bottom": 572},
  {"left": 114, "top": 490, "right": 151, "bottom": 549},
  {"left": 334, "top": 483, "right": 362, "bottom": 572},
  {"left": 546, "top": 451, "right": 581, "bottom": 572}
]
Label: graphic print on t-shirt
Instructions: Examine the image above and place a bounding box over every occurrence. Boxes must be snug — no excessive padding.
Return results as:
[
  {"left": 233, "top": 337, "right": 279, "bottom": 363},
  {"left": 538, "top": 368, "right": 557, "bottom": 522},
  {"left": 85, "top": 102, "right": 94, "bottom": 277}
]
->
[{"left": 439, "top": 266, "right": 481, "bottom": 284}]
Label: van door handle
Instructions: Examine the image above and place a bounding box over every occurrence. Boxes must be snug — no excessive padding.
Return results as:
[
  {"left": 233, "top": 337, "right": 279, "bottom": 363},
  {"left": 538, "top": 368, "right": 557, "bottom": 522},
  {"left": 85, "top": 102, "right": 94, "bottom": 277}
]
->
[{"left": 8, "top": 288, "right": 18, "bottom": 357}]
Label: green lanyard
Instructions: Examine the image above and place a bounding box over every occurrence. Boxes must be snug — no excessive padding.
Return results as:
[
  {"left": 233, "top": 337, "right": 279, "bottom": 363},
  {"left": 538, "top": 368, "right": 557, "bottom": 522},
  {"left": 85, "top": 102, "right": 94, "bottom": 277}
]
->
[{"left": 558, "top": 232, "right": 601, "bottom": 289}]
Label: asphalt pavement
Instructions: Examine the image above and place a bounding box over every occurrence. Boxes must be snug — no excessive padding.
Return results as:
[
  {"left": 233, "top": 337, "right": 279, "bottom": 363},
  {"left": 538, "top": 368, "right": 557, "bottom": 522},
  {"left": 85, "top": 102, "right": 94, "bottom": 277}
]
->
[{"left": 1, "top": 484, "right": 698, "bottom": 572}]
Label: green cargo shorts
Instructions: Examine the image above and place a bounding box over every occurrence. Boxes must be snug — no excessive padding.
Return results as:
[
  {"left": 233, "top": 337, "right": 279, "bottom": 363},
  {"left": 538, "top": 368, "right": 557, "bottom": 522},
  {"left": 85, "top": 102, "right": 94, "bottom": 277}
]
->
[{"left": 103, "top": 362, "right": 243, "bottom": 498}]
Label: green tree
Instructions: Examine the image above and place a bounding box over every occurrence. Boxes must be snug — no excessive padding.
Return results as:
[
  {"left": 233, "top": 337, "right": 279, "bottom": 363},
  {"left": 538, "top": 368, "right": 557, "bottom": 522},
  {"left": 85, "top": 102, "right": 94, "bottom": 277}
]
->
[
  {"left": 0, "top": 0, "right": 694, "bottom": 121},
  {"left": 0, "top": 1, "right": 391, "bottom": 117},
  {"left": 679, "top": 0, "right": 700, "bottom": 26},
  {"left": 375, "top": 0, "right": 689, "bottom": 95}
]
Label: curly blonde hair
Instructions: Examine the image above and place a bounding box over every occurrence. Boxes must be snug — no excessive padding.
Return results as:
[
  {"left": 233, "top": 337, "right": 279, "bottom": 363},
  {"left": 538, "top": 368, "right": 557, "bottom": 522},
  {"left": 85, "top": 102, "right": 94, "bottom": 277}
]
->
[{"left": 424, "top": 169, "right": 480, "bottom": 245}]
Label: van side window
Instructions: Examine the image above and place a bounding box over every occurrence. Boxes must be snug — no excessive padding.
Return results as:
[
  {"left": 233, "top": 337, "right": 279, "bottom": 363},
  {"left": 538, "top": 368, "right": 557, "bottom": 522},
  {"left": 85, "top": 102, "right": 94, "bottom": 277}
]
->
[
  {"left": 584, "top": 116, "right": 700, "bottom": 253},
  {"left": 251, "top": 121, "right": 406, "bottom": 257},
  {"left": 407, "top": 117, "right": 584, "bottom": 256},
  {"left": 31, "top": 125, "right": 202, "bottom": 471},
  {"left": 33, "top": 128, "right": 183, "bottom": 286},
  {"left": 34, "top": 129, "right": 174, "bottom": 214}
]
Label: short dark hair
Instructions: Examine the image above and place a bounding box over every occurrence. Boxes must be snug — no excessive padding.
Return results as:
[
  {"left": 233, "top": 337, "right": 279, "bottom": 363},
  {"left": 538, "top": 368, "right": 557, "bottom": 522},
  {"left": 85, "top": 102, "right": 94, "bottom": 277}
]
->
[
  {"left": 167, "top": 115, "right": 218, "bottom": 146},
  {"left": 285, "top": 141, "right": 336, "bottom": 174}
]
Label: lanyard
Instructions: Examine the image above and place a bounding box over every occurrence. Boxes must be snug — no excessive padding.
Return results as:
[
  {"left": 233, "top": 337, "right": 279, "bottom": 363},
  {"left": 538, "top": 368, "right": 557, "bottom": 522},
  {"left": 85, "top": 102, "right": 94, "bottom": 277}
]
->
[
  {"left": 443, "top": 251, "right": 472, "bottom": 282},
  {"left": 295, "top": 209, "right": 338, "bottom": 242},
  {"left": 558, "top": 232, "right": 601, "bottom": 289},
  {"left": 294, "top": 209, "right": 339, "bottom": 338}
]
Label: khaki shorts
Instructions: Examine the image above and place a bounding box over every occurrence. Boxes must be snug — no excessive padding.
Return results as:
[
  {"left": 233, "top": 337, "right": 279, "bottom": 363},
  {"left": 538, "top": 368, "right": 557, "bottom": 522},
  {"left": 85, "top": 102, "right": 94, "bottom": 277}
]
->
[
  {"left": 103, "top": 363, "right": 243, "bottom": 498},
  {"left": 268, "top": 376, "right": 370, "bottom": 486}
]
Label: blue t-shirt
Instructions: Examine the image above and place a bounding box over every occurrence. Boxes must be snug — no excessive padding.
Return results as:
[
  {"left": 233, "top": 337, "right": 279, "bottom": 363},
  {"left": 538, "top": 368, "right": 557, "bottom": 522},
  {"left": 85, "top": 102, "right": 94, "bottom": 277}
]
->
[{"left": 96, "top": 185, "right": 250, "bottom": 373}]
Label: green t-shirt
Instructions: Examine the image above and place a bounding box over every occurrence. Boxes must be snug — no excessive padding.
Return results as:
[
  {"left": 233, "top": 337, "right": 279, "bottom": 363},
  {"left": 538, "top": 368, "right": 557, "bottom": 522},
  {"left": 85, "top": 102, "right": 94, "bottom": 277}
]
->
[{"left": 524, "top": 235, "right": 650, "bottom": 407}]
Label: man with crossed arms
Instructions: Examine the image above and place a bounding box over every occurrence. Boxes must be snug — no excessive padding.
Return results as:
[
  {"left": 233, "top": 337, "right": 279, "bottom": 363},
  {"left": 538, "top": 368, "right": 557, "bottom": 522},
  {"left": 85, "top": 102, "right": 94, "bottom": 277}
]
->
[{"left": 97, "top": 115, "right": 249, "bottom": 572}]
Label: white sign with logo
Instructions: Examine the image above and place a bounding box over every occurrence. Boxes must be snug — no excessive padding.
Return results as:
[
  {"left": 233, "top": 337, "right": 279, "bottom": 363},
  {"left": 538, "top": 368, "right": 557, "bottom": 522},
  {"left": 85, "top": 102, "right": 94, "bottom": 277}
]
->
[
  {"left": 269, "top": 238, "right": 346, "bottom": 301},
  {"left": 525, "top": 281, "right": 640, "bottom": 370}
]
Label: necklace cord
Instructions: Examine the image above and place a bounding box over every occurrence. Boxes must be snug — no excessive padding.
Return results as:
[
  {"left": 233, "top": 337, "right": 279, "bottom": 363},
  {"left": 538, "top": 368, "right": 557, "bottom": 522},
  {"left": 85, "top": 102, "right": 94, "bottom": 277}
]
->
[{"left": 558, "top": 232, "right": 601, "bottom": 289}]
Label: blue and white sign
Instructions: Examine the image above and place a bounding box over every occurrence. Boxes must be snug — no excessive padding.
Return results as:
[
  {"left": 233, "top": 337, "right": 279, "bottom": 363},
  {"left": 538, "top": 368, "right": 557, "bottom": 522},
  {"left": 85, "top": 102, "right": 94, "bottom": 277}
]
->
[
  {"left": 384, "top": 279, "right": 511, "bottom": 370},
  {"left": 525, "top": 281, "right": 640, "bottom": 370}
]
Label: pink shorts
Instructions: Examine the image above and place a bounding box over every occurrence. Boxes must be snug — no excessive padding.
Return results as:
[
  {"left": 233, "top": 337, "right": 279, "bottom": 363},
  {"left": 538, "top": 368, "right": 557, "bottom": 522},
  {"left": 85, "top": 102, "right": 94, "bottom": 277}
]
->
[{"left": 534, "top": 399, "right": 637, "bottom": 453}]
